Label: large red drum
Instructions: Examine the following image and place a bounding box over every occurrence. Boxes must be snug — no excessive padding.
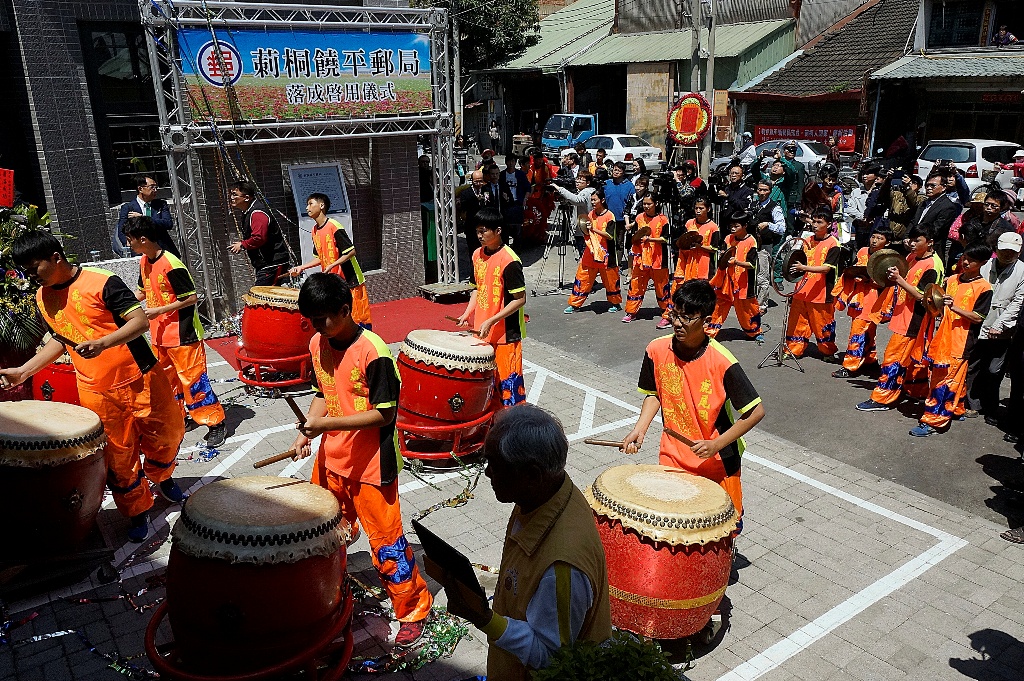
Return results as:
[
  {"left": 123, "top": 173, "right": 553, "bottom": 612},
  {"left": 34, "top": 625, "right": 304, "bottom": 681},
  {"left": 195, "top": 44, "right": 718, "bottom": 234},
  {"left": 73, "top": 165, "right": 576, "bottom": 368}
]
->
[
  {"left": 0, "top": 401, "right": 106, "bottom": 558},
  {"left": 31, "top": 359, "right": 80, "bottom": 405},
  {"left": 237, "top": 285, "right": 314, "bottom": 375},
  {"left": 166, "top": 476, "right": 351, "bottom": 674},
  {"left": 585, "top": 464, "right": 737, "bottom": 639}
]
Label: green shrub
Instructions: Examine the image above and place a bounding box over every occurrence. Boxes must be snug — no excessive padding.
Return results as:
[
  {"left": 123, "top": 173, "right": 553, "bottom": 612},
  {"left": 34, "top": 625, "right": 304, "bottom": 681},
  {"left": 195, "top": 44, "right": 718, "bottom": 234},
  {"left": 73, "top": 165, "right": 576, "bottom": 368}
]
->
[{"left": 532, "top": 630, "right": 682, "bottom": 681}]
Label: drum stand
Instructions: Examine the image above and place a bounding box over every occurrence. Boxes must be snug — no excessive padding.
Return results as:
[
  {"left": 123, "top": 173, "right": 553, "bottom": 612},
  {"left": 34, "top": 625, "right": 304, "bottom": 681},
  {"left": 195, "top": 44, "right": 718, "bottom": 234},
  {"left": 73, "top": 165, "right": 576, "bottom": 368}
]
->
[
  {"left": 757, "top": 289, "right": 804, "bottom": 372},
  {"left": 0, "top": 527, "right": 116, "bottom": 600},
  {"left": 532, "top": 202, "right": 577, "bottom": 296}
]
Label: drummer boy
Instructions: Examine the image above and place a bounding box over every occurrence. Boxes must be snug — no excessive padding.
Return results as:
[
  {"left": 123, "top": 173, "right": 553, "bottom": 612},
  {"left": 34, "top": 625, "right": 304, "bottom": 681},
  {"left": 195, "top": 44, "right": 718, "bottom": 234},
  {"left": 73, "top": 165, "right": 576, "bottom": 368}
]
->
[
  {"left": 622, "top": 279, "right": 765, "bottom": 524},
  {"left": 292, "top": 273, "right": 433, "bottom": 645},
  {"left": 1, "top": 231, "right": 186, "bottom": 543},
  {"left": 455, "top": 208, "right": 527, "bottom": 407}
]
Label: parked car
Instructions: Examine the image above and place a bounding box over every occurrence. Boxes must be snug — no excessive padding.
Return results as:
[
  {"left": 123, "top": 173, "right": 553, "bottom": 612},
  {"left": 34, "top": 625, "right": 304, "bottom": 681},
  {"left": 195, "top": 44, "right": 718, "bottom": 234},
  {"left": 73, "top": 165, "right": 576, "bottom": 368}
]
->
[
  {"left": 561, "top": 134, "right": 663, "bottom": 167},
  {"left": 711, "top": 140, "right": 828, "bottom": 178},
  {"left": 915, "top": 139, "right": 1021, "bottom": 193}
]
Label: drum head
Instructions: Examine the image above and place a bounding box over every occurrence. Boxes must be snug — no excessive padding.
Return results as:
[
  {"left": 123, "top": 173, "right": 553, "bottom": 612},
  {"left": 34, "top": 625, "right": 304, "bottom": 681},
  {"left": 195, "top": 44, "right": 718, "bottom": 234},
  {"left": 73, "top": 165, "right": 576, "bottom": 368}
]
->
[
  {"left": 0, "top": 401, "right": 105, "bottom": 467},
  {"left": 585, "top": 464, "right": 737, "bottom": 546},
  {"left": 243, "top": 285, "right": 301, "bottom": 309},
  {"left": 172, "top": 476, "right": 347, "bottom": 564},
  {"left": 400, "top": 329, "right": 497, "bottom": 372}
]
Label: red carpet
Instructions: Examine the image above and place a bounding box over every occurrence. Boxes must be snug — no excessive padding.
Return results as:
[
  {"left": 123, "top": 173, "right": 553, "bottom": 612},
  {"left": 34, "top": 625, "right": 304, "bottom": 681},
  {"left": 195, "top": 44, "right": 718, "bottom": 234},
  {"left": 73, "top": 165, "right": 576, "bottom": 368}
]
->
[{"left": 204, "top": 296, "right": 468, "bottom": 367}]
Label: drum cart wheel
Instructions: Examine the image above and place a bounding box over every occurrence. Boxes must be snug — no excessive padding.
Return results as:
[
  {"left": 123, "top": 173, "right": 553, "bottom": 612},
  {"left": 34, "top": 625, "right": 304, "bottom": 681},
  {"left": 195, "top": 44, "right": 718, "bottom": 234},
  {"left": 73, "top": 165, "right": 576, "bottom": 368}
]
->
[{"left": 145, "top": 588, "right": 354, "bottom": 681}]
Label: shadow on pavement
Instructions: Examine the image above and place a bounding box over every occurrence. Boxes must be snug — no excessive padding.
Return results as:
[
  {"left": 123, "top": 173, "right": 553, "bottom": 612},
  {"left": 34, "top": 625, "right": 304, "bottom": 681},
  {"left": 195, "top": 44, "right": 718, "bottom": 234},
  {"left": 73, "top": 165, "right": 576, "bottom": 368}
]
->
[
  {"left": 976, "top": 453, "right": 1024, "bottom": 528},
  {"left": 949, "top": 629, "right": 1024, "bottom": 680}
]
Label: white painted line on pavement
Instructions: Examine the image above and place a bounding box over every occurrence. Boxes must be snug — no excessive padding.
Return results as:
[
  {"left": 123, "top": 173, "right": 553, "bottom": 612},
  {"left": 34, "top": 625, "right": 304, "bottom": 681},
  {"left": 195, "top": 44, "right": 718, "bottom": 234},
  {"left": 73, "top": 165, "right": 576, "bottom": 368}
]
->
[{"left": 526, "top": 368, "right": 548, "bottom": 404}]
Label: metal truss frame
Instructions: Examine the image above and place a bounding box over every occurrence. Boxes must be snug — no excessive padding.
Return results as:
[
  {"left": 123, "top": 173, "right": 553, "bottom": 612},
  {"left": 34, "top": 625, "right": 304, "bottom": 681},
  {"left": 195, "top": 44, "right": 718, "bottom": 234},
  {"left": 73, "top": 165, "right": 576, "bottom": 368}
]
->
[{"left": 140, "top": 1, "right": 459, "bottom": 320}]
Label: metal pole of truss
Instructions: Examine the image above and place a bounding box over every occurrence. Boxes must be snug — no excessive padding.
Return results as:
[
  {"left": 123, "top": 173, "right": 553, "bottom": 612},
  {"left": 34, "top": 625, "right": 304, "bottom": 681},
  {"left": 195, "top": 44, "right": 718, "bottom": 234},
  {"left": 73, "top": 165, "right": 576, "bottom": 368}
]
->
[
  {"left": 431, "top": 7, "right": 458, "bottom": 284},
  {"left": 140, "top": 0, "right": 220, "bottom": 321}
]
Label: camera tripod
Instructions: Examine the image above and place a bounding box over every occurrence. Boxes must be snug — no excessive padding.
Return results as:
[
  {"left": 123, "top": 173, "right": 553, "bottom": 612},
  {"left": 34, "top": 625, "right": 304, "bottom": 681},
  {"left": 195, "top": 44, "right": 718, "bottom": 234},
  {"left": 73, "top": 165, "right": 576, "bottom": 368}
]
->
[{"left": 532, "top": 202, "right": 579, "bottom": 297}]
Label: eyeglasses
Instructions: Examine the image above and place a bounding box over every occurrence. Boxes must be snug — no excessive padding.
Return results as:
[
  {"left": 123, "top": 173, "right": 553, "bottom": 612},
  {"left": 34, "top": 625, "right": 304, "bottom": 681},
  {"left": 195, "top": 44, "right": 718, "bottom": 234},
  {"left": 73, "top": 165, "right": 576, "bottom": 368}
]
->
[
  {"left": 668, "top": 312, "right": 704, "bottom": 325},
  {"left": 925, "top": 183, "right": 941, "bottom": 189}
]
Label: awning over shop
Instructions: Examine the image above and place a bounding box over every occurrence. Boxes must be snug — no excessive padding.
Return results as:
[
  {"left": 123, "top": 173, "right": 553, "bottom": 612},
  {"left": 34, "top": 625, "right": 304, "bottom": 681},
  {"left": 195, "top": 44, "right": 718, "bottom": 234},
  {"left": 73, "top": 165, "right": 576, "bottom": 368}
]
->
[
  {"left": 569, "top": 19, "right": 793, "bottom": 66},
  {"left": 871, "top": 51, "right": 1024, "bottom": 80},
  {"left": 496, "top": 0, "right": 615, "bottom": 74}
]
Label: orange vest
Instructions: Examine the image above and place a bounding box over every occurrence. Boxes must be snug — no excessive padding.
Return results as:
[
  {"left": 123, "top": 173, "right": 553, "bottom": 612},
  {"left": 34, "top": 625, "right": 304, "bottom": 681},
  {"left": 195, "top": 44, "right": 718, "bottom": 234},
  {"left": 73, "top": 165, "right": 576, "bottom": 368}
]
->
[
  {"left": 794, "top": 235, "right": 840, "bottom": 304},
  {"left": 889, "top": 252, "right": 944, "bottom": 337},
  {"left": 472, "top": 245, "right": 526, "bottom": 345},
  {"left": 832, "top": 246, "right": 873, "bottom": 314},
  {"left": 632, "top": 213, "right": 669, "bottom": 269},
  {"left": 37, "top": 267, "right": 156, "bottom": 392},
  {"left": 139, "top": 251, "right": 202, "bottom": 347},
  {"left": 310, "top": 330, "right": 402, "bottom": 486},
  {"left": 710, "top": 233, "right": 757, "bottom": 301},
  {"left": 583, "top": 209, "right": 613, "bottom": 267},
  {"left": 927, "top": 274, "right": 992, "bottom": 365},
  {"left": 676, "top": 219, "right": 719, "bottom": 281}
]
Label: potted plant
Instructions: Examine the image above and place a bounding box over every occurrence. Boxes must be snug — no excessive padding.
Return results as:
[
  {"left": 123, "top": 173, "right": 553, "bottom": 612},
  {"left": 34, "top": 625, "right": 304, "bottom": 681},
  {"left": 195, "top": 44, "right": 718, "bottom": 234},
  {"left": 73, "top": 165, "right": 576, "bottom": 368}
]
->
[
  {"left": 0, "top": 203, "right": 52, "bottom": 400},
  {"left": 532, "top": 630, "right": 684, "bottom": 681}
]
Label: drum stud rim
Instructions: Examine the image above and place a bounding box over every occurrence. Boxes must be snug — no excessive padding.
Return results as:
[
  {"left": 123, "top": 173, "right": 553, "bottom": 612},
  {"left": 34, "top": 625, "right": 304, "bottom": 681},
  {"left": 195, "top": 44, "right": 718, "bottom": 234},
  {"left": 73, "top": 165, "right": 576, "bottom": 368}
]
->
[
  {"left": 0, "top": 424, "right": 105, "bottom": 452},
  {"left": 177, "top": 507, "right": 345, "bottom": 548}
]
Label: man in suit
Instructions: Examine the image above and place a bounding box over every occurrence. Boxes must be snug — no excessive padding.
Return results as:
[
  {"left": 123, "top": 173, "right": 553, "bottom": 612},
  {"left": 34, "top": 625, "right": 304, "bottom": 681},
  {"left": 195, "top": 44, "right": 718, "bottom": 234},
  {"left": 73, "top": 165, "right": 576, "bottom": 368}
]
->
[
  {"left": 116, "top": 175, "right": 180, "bottom": 258},
  {"left": 912, "top": 170, "right": 961, "bottom": 267}
]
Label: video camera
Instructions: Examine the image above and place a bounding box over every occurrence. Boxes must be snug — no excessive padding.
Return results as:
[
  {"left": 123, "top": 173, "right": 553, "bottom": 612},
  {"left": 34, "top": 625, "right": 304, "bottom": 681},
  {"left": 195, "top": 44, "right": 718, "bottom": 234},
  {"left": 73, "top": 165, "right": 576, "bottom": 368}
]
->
[{"left": 650, "top": 171, "right": 680, "bottom": 204}]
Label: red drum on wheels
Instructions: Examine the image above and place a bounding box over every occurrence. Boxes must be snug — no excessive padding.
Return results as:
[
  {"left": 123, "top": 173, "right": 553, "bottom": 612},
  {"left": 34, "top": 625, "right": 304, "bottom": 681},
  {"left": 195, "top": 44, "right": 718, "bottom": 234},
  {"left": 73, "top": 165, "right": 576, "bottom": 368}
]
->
[
  {"left": 31, "top": 359, "right": 80, "bottom": 405},
  {"left": 156, "top": 476, "right": 353, "bottom": 677},
  {"left": 0, "top": 402, "right": 106, "bottom": 558},
  {"left": 585, "top": 464, "right": 737, "bottom": 639},
  {"left": 396, "top": 330, "right": 501, "bottom": 459},
  {"left": 236, "top": 286, "right": 314, "bottom": 387}
]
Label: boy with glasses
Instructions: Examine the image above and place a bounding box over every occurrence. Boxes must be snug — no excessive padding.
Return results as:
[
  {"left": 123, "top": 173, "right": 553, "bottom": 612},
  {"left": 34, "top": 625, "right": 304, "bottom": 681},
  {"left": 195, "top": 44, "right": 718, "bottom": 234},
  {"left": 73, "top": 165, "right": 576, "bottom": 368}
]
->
[{"left": 621, "top": 279, "right": 765, "bottom": 520}]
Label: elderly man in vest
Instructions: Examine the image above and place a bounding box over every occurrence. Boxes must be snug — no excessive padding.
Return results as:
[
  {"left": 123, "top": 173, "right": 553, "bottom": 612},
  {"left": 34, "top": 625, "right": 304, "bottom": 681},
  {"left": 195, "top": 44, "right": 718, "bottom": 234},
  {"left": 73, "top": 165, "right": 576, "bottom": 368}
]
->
[{"left": 424, "top": 405, "right": 610, "bottom": 680}]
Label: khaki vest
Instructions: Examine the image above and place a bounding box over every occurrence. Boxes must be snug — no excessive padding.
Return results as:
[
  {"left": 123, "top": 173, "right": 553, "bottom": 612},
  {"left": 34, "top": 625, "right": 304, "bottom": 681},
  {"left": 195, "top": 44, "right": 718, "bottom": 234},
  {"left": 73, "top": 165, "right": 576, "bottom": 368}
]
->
[{"left": 487, "top": 475, "right": 612, "bottom": 681}]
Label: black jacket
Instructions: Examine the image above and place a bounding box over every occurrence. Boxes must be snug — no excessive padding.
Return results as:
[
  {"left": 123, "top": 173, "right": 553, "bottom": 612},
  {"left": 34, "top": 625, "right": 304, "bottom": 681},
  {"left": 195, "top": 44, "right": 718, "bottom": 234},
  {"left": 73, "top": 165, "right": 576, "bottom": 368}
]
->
[
  {"left": 116, "top": 198, "right": 180, "bottom": 257},
  {"left": 912, "top": 194, "right": 961, "bottom": 261}
]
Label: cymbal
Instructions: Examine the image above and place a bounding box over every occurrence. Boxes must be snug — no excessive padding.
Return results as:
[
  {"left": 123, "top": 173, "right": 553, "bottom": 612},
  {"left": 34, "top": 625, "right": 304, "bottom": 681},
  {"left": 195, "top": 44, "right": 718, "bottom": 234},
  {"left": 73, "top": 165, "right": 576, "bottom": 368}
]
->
[
  {"left": 717, "top": 245, "right": 736, "bottom": 270},
  {"left": 676, "top": 230, "right": 702, "bottom": 250},
  {"left": 636, "top": 225, "right": 652, "bottom": 240},
  {"left": 867, "top": 248, "right": 908, "bottom": 287},
  {"left": 783, "top": 249, "right": 807, "bottom": 283},
  {"left": 844, "top": 265, "right": 868, "bottom": 278},
  {"left": 923, "top": 282, "right": 945, "bottom": 315}
]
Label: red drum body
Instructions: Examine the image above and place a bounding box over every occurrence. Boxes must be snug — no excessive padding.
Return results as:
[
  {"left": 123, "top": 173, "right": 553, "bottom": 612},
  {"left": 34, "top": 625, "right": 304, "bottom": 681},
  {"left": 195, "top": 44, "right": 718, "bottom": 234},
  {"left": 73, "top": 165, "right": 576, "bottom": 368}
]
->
[
  {"left": 586, "top": 464, "right": 738, "bottom": 639},
  {"left": 396, "top": 330, "right": 501, "bottom": 459},
  {"left": 31, "top": 361, "right": 80, "bottom": 405},
  {"left": 165, "top": 476, "right": 351, "bottom": 674},
  {"left": 237, "top": 286, "right": 314, "bottom": 381},
  {"left": 0, "top": 402, "right": 106, "bottom": 558}
]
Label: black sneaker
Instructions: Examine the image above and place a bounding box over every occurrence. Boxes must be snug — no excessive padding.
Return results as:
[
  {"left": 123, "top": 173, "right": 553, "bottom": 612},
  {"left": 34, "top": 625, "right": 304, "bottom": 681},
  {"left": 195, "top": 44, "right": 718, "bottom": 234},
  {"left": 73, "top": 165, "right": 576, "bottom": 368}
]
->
[
  {"left": 159, "top": 479, "right": 187, "bottom": 504},
  {"left": 205, "top": 423, "right": 227, "bottom": 448},
  {"left": 832, "top": 368, "right": 853, "bottom": 379},
  {"left": 856, "top": 399, "right": 889, "bottom": 412},
  {"left": 128, "top": 513, "right": 149, "bottom": 543},
  {"left": 984, "top": 415, "right": 1000, "bottom": 427}
]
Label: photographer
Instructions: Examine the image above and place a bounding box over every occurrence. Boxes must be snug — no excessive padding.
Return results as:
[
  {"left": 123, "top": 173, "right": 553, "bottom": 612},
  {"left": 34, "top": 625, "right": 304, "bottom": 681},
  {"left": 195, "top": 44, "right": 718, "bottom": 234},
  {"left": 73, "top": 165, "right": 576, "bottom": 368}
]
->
[
  {"left": 559, "top": 152, "right": 582, "bottom": 180},
  {"left": 549, "top": 170, "right": 598, "bottom": 258}
]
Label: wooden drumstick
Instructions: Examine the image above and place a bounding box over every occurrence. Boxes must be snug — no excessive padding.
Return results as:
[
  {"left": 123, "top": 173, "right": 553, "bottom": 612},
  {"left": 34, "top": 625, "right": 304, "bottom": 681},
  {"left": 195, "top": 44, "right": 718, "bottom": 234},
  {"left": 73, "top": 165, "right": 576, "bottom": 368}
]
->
[
  {"left": 253, "top": 449, "right": 298, "bottom": 469},
  {"left": 444, "top": 315, "right": 461, "bottom": 323},
  {"left": 283, "top": 395, "right": 306, "bottom": 425},
  {"left": 584, "top": 438, "right": 626, "bottom": 448},
  {"left": 663, "top": 426, "right": 697, "bottom": 447}
]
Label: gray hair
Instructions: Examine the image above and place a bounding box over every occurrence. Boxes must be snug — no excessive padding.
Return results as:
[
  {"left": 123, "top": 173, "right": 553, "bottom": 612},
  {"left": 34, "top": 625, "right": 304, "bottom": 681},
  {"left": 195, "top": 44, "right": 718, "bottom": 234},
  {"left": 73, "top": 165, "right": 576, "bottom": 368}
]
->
[{"left": 484, "top": 405, "right": 568, "bottom": 475}]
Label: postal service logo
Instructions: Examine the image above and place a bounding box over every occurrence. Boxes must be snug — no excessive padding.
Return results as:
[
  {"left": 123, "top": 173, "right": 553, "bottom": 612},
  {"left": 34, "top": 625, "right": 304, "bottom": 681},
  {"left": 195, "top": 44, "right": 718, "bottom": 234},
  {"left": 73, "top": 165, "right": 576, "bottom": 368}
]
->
[{"left": 196, "top": 41, "right": 244, "bottom": 87}]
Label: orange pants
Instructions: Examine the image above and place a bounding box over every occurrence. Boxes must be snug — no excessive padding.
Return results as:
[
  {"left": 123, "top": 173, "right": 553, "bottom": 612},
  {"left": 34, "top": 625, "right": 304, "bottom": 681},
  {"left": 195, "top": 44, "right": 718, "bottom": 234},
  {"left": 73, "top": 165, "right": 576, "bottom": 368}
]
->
[
  {"left": 625, "top": 267, "right": 670, "bottom": 315},
  {"left": 708, "top": 296, "right": 761, "bottom": 338},
  {"left": 567, "top": 263, "right": 621, "bottom": 308},
  {"left": 842, "top": 319, "right": 878, "bottom": 371},
  {"left": 921, "top": 358, "right": 969, "bottom": 430},
  {"left": 352, "top": 283, "right": 373, "bottom": 330},
  {"left": 785, "top": 299, "right": 838, "bottom": 357},
  {"left": 311, "top": 461, "right": 433, "bottom": 623},
  {"left": 77, "top": 369, "right": 185, "bottom": 518},
  {"left": 871, "top": 331, "right": 929, "bottom": 405},
  {"left": 156, "top": 343, "right": 225, "bottom": 427},
  {"left": 495, "top": 341, "right": 526, "bottom": 407}
]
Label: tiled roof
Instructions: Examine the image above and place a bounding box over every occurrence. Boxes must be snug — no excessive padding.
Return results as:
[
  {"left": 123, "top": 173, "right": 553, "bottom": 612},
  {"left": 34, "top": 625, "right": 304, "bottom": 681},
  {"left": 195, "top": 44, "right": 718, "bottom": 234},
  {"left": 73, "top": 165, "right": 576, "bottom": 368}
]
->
[
  {"left": 569, "top": 19, "right": 794, "bottom": 66},
  {"left": 498, "top": 0, "right": 615, "bottom": 73},
  {"left": 737, "top": 0, "right": 919, "bottom": 97},
  {"left": 872, "top": 50, "right": 1024, "bottom": 79}
]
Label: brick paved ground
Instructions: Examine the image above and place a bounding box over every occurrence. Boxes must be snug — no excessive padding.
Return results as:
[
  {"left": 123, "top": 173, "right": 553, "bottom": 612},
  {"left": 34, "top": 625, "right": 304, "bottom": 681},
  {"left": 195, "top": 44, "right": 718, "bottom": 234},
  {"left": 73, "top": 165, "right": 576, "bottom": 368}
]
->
[{"left": 3, "top": 323, "right": 1024, "bottom": 679}]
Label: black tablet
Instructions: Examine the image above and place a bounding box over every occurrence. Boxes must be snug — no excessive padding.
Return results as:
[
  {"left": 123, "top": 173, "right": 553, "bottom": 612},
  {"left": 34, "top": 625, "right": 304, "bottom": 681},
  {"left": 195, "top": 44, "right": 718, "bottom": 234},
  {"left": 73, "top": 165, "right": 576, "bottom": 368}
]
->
[{"left": 411, "top": 518, "right": 486, "bottom": 600}]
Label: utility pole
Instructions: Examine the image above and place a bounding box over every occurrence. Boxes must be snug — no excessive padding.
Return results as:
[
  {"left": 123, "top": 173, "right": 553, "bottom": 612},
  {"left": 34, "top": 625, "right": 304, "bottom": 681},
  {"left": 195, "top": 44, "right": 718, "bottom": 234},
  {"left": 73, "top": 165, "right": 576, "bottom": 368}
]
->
[
  {"left": 688, "top": 0, "right": 701, "bottom": 93},
  {"left": 700, "top": 0, "right": 716, "bottom": 178}
]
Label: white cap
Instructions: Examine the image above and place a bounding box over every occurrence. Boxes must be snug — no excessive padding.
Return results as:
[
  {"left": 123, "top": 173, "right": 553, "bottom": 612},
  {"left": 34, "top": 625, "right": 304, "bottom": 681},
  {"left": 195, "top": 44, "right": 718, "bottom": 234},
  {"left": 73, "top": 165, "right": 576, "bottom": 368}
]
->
[
  {"left": 997, "top": 231, "right": 1022, "bottom": 252},
  {"left": 1015, "top": 149, "right": 1024, "bottom": 158}
]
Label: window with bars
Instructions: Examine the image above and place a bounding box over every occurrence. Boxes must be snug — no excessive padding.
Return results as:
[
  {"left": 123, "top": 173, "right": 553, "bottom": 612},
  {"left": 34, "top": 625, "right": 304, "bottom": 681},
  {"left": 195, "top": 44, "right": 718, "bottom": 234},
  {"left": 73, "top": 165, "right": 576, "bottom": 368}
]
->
[{"left": 927, "top": 0, "right": 984, "bottom": 48}]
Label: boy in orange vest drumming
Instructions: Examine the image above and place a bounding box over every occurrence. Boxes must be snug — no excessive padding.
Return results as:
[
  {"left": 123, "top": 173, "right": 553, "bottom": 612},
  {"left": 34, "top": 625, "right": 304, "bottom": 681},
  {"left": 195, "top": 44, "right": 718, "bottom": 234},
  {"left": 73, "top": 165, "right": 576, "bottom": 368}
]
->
[
  {"left": 289, "top": 192, "right": 373, "bottom": 329},
  {"left": 2, "top": 231, "right": 186, "bottom": 543},
  {"left": 912, "top": 242, "right": 993, "bottom": 436},
  {"left": 292, "top": 273, "right": 432, "bottom": 645},
  {"left": 564, "top": 187, "right": 622, "bottom": 314},
  {"left": 708, "top": 211, "right": 763, "bottom": 342},
  {"left": 785, "top": 208, "right": 842, "bottom": 360},
  {"left": 127, "top": 216, "right": 227, "bottom": 448},
  {"left": 622, "top": 279, "right": 765, "bottom": 522},
  {"left": 456, "top": 209, "right": 527, "bottom": 407},
  {"left": 662, "top": 196, "right": 719, "bottom": 327}
]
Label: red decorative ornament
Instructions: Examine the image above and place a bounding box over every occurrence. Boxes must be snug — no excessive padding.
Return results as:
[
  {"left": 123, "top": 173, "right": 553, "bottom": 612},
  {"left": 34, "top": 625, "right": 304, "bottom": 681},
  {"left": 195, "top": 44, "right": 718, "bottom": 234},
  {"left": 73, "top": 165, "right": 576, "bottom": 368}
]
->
[{"left": 667, "top": 94, "right": 713, "bottom": 146}]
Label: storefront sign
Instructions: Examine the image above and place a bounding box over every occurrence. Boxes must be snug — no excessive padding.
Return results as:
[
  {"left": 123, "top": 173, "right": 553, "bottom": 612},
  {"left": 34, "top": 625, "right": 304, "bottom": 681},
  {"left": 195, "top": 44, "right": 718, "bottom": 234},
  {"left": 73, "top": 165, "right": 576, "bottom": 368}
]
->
[
  {"left": 755, "top": 125, "right": 856, "bottom": 151},
  {"left": 178, "top": 28, "right": 432, "bottom": 121},
  {"left": 667, "top": 93, "right": 713, "bottom": 146},
  {"left": 713, "top": 90, "right": 729, "bottom": 117},
  {"left": 980, "top": 92, "right": 1021, "bottom": 104},
  {"left": 0, "top": 169, "right": 13, "bottom": 208}
]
